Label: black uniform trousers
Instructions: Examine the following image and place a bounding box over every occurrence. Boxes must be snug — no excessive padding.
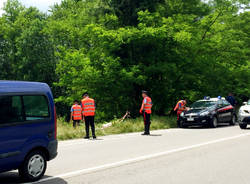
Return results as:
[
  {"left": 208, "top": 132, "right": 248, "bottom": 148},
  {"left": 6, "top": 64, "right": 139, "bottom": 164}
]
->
[
  {"left": 143, "top": 112, "right": 151, "bottom": 134},
  {"left": 73, "top": 120, "right": 80, "bottom": 128},
  {"left": 84, "top": 116, "right": 95, "bottom": 137}
]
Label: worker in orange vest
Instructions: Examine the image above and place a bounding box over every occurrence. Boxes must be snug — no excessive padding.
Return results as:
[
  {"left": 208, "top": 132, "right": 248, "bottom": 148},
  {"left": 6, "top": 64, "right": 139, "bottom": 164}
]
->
[
  {"left": 174, "top": 99, "right": 187, "bottom": 127},
  {"left": 81, "top": 92, "right": 96, "bottom": 139},
  {"left": 70, "top": 100, "right": 82, "bottom": 128},
  {"left": 140, "top": 90, "right": 152, "bottom": 135}
]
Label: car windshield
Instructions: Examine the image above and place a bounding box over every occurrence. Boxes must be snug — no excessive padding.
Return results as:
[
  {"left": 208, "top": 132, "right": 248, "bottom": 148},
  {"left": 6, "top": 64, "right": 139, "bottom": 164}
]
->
[{"left": 191, "top": 101, "right": 217, "bottom": 109}]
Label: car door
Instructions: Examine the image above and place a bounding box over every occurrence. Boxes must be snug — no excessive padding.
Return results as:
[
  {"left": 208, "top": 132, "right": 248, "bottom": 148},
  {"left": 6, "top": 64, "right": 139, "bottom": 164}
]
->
[
  {"left": 217, "top": 100, "right": 227, "bottom": 122},
  {"left": 0, "top": 95, "right": 26, "bottom": 171},
  {"left": 222, "top": 100, "right": 234, "bottom": 122}
]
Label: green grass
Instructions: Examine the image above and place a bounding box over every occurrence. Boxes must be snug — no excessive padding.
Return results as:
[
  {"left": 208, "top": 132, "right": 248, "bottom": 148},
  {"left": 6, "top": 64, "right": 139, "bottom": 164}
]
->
[{"left": 57, "top": 116, "right": 177, "bottom": 140}]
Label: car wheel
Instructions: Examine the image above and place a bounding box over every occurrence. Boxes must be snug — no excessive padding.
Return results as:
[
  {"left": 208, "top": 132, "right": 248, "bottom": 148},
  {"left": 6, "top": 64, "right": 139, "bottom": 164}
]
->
[
  {"left": 230, "top": 114, "right": 237, "bottom": 126},
  {"left": 239, "top": 123, "right": 247, "bottom": 129},
  {"left": 19, "top": 150, "right": 47, "bottom": 182},
  {"left": 211, "top": 117, "right": 218, "bottom": 128},
  {"left": 178, "top": 121, "right": 187, "bottom": 128}
]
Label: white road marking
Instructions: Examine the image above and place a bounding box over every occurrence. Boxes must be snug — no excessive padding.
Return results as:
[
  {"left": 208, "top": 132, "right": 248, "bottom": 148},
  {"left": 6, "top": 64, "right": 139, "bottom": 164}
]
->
[{"left": 30, "top": 132, "right": 250, "bottom": 184}]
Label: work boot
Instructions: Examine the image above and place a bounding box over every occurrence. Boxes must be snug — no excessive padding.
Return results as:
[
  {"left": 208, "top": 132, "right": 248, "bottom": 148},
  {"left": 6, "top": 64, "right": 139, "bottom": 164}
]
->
[{"left": 145, "top": 123, "right": 150, "bottom": 134}]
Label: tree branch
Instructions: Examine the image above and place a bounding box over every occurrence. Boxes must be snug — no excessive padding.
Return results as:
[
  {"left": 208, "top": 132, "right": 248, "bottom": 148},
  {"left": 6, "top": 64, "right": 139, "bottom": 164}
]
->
[{"left": 201, "top": 11, "right": 223, "bottom": 42}]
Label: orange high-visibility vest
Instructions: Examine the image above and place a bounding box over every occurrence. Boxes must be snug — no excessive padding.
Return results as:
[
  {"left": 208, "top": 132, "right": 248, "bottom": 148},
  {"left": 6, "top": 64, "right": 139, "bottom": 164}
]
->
[
  {"left": 81, "top": 97, "right": 95, "bottom": 116},
  {"left": 142, "top": 96, "right": 152, "bottom": 114},
  {"left": 72, "top": 105, "right": 82, "bottom": 120},
  {"left": 174, "top": 100, "right": 184, "bottom": 111}
]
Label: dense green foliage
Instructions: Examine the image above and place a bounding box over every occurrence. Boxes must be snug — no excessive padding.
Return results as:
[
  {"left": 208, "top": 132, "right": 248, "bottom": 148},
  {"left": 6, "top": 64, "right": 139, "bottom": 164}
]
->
[{"left": 0, "top": 0, "right": 249, "bottom": 121}]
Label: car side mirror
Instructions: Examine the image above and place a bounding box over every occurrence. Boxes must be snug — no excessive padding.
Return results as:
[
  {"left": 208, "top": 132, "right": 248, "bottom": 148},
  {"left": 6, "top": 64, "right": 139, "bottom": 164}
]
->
[{"left": 243, "top": 102, "right": 247, "bottom": 105}]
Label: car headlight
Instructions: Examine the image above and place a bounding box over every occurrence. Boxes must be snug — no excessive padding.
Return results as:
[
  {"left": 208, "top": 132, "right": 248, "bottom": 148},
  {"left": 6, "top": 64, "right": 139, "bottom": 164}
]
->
[
  {"left": 239, "top": 109, "right": 248, "bottom": 115},
  {"left": 180, "top": 112, "right": 184, "bottom": 117},
  {"left": 200, "top": 111, "right": 209, "bottom": 116},
  {"left": 244, "top": 110, "right": 250, "bottom": 114}
]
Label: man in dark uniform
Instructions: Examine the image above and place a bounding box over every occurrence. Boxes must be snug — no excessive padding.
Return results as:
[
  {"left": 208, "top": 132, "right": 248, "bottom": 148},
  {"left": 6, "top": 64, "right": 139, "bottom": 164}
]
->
[
  {"left": 226, "top": 93, "right": 236, "bottom": 107},
  {"left": 140, "top": 90, "right": 152, "bottom": 135}
]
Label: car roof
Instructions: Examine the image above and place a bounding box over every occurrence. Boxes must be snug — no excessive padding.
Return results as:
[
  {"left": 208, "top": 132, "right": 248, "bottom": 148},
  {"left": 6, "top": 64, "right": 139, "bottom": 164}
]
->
[
  {"left": 198, "top": 97, "right": 225, "bottom": 102},
  {"left": 0, "top": 81, "right": 51, "bottom": 93}
]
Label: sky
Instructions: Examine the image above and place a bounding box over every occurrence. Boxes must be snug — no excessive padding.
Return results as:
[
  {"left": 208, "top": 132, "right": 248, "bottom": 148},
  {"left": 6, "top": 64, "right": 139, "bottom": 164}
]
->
[
  {"left": 0, "top": 0, "right": 248, "bottom": 16},
  {"left": 0, "top": 0, "right": 62, "bottom": 15}
]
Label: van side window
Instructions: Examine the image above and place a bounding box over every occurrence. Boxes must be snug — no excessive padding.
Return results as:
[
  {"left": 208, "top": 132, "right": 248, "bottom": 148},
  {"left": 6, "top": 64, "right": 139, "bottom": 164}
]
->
[
  {"left": 0, "top": 96, "right": 24, "bottom": 124},
  {"left": 23, "top": 96, "right": 49, "bottom": 121}
]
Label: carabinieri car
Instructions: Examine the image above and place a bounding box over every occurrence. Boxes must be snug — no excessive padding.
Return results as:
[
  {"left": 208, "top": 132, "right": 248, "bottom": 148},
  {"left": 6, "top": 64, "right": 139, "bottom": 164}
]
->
[{"left": 179, "top": 97, "right": 237, "bottom": 128}]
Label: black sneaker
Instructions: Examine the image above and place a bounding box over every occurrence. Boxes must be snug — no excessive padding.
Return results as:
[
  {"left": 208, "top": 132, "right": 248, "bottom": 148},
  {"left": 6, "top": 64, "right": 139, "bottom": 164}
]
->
[
  {"left": 93, "top": 136, "right": 96, "bottom": 139},
  {"left": 84, "top": 136, "right": 90, "bottom": 139},
  {"left": 141, "top": 133, "right": 150, "bottom": 135}
]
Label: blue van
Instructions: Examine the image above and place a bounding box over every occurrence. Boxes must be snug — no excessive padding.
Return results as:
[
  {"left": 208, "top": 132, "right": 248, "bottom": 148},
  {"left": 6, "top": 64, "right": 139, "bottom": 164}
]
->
[{"left": 0, "top": 81, "right": 57, "bottom": 182}]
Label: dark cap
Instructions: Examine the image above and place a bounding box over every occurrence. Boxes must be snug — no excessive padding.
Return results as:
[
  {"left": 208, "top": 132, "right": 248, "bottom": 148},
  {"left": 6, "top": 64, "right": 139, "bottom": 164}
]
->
[
  {"left": 82, "top": 92, "right": 88, "bottom": 97},
  {"left": 142, "top": 90, "right": 148, "bottom": 94},
  {"left": 74, "top": 99, "right": 79, "bottom": 103}
]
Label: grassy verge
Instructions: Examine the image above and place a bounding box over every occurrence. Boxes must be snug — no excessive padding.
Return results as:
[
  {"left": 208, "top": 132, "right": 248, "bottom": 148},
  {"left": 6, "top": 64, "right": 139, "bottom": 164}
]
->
[{"left": 57, "top": 116, "right": 177, "bottom": 140}]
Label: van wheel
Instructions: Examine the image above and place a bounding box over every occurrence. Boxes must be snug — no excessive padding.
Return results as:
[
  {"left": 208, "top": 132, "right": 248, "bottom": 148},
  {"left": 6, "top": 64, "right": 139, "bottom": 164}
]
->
[
  {"left": 210, "top": 117, "right": 218, "bottom": 128},
  {"left": 19, "top": 150, "right": 47, "bottom": 182},
  {"left": 230, "top": 115, "right": 236, "bottom": 125}
]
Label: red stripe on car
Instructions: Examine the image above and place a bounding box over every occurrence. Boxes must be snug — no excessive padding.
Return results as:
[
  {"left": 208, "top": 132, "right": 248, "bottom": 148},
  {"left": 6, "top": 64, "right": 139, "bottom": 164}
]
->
[{"left": 218, "top": 105, "right": 233, "bottom": 112}]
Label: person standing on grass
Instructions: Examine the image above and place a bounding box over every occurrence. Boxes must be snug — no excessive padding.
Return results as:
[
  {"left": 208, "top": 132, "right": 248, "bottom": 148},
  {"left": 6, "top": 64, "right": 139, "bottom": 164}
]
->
[
  {"left": 81, "top": 92, "right": 96, "bottom": 139},
  {"left": 70, "top": 100, "right": 82, "bottom": 128},
  {"left": 140, "top": 90, "right": 152, "bottom": 135}
]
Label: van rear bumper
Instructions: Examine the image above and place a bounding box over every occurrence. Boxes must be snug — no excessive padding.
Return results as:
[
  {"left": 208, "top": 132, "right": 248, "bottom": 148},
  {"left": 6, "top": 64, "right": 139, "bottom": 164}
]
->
[{"left": 48, "top": 139, "right": 58, "bottom": 160}]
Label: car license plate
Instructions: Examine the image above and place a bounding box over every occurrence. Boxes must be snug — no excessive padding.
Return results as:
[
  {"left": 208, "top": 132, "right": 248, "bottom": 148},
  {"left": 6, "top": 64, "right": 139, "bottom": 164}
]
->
[{"left": 187, "top": 118, "right": 194, "bottom": 121}]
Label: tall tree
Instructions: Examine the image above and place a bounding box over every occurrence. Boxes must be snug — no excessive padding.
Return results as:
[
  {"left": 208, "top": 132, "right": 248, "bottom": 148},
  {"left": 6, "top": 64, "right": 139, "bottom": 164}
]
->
[
  {"left": 106, "top": 0, "right": 164, "bottom": 26},
  {"left": 0, "top": 0, "right": 56, "bottom": 86}
]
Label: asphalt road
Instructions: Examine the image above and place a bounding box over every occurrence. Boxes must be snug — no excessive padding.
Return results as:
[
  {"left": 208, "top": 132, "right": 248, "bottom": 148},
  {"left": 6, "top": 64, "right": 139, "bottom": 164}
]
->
[{"left": 1, "top": 125, "right": 250, "bottom": 184}]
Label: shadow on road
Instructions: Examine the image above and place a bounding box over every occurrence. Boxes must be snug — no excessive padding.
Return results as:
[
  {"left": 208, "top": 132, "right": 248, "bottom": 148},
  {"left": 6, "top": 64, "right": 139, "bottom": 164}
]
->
[
  {"left": 37, "top": 177, "right": 68, "bottom": 184},
  {"left": 149, "top": 134, "right": 162, "bottom": 136},
  {"left": 185, "top": 124, "right": 236, "bottom": 130},
  {"left": 0, "top": 171, "right": 67, "bottom": 184},
  {"left": 0, "top": 171, "right": 22, "bottom": 184},
  {"left": 90, "top": 138, "right": 104, "bottom": 141},
  {"left": 241, "top": 127, "right": 250, "bottom": 130}
]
